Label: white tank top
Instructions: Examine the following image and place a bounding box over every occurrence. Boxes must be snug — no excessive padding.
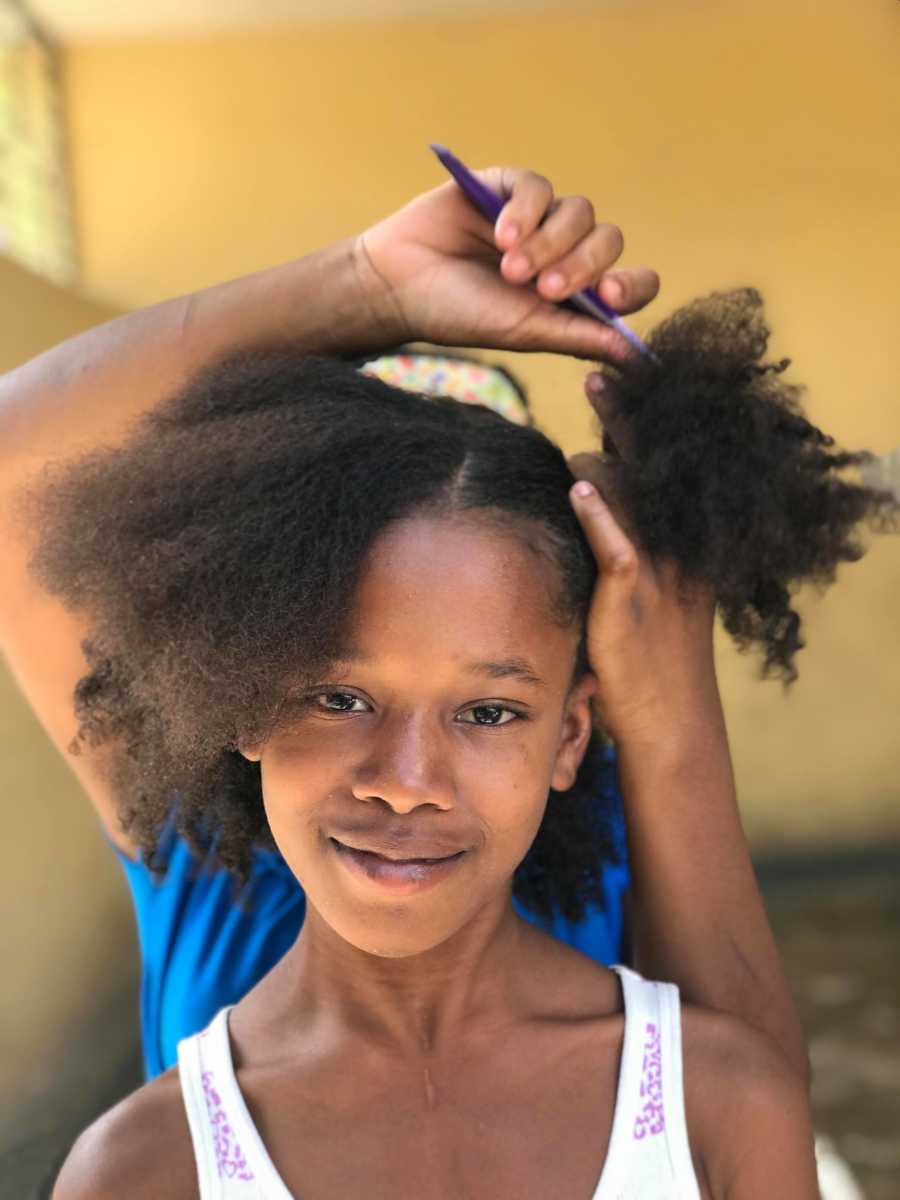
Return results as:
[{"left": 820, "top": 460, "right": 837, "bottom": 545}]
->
[{"left": 176, "top": 964, "right": 702, "bottom": 1199}]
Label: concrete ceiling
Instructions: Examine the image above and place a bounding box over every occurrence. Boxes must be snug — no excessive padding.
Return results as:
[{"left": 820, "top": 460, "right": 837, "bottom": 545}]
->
[{"left": 25, "top": 0, "right": 599, "bottom": 42}]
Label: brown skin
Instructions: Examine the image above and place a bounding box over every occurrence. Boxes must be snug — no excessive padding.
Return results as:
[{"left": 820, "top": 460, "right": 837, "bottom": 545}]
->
[
  {"left": 51, "top": 982, "right": 819, "bottom": 1200},
  {"left": 52, "top": 516, "right": 819, "bottom": 1199},
  {"left": 41, "top": 493, "right": 815, "bottom": 1191},
  {"left": 239, "top": 514, "right": 596, "bottom": 1055}
]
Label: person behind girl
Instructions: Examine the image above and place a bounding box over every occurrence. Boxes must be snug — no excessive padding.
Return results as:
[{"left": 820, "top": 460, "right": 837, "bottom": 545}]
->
[{"left": 2, "top": 163, "right": 891, "bottom": 1196}]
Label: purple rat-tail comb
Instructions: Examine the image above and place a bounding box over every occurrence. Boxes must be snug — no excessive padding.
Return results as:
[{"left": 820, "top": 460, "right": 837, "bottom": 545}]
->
[{"left": 430, "top": 143, "right": 657, "bottom": 363}]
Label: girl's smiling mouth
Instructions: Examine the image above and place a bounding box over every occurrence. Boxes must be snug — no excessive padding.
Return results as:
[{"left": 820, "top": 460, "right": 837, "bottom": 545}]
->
[{"left": 330, "top": 838, "right": 469, "bottom": 891}]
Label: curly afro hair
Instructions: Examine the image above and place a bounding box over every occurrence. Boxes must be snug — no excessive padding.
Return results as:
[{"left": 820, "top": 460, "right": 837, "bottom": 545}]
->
[{"left": 20, "top": 287, "right": 898, "bottom": 924}]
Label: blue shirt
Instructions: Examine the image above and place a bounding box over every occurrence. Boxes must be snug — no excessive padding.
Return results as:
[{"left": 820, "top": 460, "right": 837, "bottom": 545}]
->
[{"left": 111, "top": 744, "right": 630, "bottom": 1080}]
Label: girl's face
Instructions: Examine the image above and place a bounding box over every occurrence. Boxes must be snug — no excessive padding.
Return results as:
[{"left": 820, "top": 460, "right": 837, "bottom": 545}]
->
[{"left": 243, "top": 513, "right": 596, "bottom": 959}]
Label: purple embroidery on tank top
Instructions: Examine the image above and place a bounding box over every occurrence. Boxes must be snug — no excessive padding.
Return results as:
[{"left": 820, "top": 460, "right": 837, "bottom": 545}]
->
[
  {"left": 201, "top": 1069, "right": 256, "bottom": 1181},
  {"left": 632, "top": 1021, "right": 665, "bottom": 1140}
]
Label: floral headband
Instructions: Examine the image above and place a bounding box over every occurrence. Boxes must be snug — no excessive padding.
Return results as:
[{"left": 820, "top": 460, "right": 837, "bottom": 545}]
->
[{"left": 359, "top": 352, "right": 531, "bottom": 427}]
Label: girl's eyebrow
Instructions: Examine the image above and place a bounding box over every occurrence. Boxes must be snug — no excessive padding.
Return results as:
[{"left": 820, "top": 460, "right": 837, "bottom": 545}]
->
[
  {"left": 466, "top": 657, "right": 546, "bottom": 687},
  {"left": 334, "top": 649, "right": 546, "bottom": 688}
]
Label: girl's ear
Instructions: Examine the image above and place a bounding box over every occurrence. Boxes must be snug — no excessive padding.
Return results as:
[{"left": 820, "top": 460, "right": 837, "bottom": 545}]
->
[
  {"left": 550, "top": 671, "right": 598, "bottom": 792},
  {"left": 237, "top": 740, "right": 263, "bottom": 763}
]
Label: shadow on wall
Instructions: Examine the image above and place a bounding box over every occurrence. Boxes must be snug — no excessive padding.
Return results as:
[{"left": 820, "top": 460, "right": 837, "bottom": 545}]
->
[
  {"left": 0, "top": 258, "right": 135, "bottom": 1198},
  {"left": 0, "top": 972, "right": 142, "bottom": 1200},
  {"left": 0, "top": 658, "right": 140, "bottom": 1194}
]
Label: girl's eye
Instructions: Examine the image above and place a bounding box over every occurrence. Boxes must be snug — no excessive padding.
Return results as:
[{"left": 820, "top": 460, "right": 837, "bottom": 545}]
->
[
  {"left": 316, "top": 692, "right": 369, "bottom": 714},
  {"left": 458, "top": 705, "right": 521, "bottom": 727}
]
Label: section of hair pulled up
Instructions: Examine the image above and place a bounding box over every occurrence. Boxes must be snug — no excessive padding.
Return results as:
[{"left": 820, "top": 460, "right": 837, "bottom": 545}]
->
[{"left": 595, "top": 287, "right": 898, "bottom": 682}]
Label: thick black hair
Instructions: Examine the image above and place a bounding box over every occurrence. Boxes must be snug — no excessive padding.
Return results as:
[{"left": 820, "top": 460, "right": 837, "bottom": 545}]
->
[{"left": 21, "top": 288, "right": 898, "bottom": 923}]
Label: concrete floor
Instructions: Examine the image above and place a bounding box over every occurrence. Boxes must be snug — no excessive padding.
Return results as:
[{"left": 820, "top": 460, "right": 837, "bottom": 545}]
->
[{"left": 761, "top": 851, "right": 900, "bottom": 1200}]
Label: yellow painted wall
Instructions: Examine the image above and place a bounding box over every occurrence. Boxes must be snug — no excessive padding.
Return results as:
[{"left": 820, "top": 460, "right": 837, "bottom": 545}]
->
[
  {"left": 0, "top": 257, "right": 137, "bottom": 1108},
  {"left": 59, "top": 0, "right": 900, "bottom": 847}
]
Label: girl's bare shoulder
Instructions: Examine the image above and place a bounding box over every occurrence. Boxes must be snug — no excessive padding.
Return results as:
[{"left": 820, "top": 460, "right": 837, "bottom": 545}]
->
[
  {"left": 51, "top": 1065, "right": 197, "bottom": 1200},
  {"left": 680, "top": 1004, "right": 819, "bottom": 1200}
]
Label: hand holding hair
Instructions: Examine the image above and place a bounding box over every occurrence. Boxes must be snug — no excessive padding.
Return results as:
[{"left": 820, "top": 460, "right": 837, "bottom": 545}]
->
[{"left": 568, "top": 435, "right": 718, "bottom": 753}]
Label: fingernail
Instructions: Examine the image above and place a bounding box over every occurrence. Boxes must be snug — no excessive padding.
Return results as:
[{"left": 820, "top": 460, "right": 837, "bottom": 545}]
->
[
  {"left": 499, "top": 220, "right": 520, "bottom": 245},
  {"left": 543, "top": 271, "right": 566, "bottom": 295},
  {"left": 604, "top": 278, "right": 622, "bottom": 304},
  {"left": 586, "top": 372, "right": 605, "bottom": 393},
  {"left": 573, "top": 481, "right": 594, "bottom": 498},
  {"left": 506, "top": 252, "right": 531, "bottom": 276}
]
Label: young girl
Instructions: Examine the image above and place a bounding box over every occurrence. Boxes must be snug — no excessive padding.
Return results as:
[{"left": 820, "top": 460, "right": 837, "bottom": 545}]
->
[
  {"left": 4, "top": 164, "right": 891, "bottom": 1197},
  {"left": 99, "top": 346, "right": 635, "bottom": 1086}
]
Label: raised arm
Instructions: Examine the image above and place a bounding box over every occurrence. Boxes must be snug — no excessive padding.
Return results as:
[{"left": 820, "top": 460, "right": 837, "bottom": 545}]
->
[
  {"left": 617, "top": 692, "right": 811, "bottom": 1086},
  {"left": 0, "top": 237, "right": 395, "bottom": 470},
  {"left": 569, "top": 444, "right": 811, "bottom": 1086}
]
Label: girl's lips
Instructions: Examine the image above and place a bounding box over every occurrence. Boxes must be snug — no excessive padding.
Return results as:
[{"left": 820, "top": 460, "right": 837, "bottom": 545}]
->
[
  {"left": 330, "top": 838, "right": 467, "bottom": 892},
  {"left": 332, "top": 838, "right": 457, "bottom": 862}
]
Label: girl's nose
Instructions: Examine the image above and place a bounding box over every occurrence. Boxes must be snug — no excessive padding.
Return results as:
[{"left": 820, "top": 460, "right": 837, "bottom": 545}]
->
[{"left": 350, "top": 711, "right": 455, "bottom": 812}]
